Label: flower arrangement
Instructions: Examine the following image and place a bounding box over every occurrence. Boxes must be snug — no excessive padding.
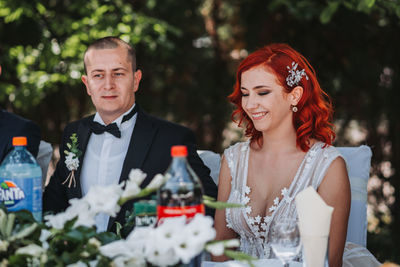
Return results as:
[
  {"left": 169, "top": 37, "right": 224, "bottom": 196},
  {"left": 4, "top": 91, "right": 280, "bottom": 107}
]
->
[
  {"left": 63, "top": 133, "right": 82, "bottom": 188},
  {"left": 0, "top": 169, "right": 254, "bottom": 267}
]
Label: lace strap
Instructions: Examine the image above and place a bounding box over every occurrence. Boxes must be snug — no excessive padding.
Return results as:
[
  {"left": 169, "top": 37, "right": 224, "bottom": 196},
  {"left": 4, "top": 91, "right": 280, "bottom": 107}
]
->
[{"left": 313, "top": 145, "right": 342, "bottom": 188}]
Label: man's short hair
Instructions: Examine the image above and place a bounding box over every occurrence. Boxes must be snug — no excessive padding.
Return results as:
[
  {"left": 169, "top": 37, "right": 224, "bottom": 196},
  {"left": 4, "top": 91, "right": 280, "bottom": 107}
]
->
[{"left": 83, "top": 36, "right": 136, "bottom": 74}]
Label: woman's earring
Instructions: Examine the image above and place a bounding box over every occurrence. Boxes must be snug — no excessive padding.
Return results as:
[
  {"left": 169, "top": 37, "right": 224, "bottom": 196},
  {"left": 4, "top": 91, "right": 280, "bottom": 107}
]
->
[{"left": 291, "top": 105, "right": 298, "bottom": 112}]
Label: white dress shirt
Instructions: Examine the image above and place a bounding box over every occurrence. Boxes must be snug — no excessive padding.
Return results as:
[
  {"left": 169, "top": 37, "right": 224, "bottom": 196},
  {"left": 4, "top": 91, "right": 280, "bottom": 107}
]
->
[{"left": 80, "top": 104, "right": 137, "bottom": 232}]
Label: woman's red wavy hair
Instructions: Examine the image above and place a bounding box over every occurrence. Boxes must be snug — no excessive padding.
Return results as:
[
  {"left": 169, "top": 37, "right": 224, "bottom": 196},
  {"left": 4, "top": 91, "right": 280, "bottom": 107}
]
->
[{"left": 228, "top": 43, "right": 335, "bottom": 151}]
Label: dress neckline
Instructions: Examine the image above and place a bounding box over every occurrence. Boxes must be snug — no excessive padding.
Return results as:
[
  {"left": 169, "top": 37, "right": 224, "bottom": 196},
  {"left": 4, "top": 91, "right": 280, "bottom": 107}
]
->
[{"left": 241, "top": 140, "right": 322, "bottom": 240}]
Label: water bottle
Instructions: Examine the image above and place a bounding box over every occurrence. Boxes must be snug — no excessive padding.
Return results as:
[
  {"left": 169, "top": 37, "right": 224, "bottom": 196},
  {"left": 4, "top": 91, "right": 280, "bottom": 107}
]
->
[
  {"left": 157, "top": 145, "right": 205, "bottom": 224},
  {"left": 0, "top": 136, "right": 42, "bottom": 221}
]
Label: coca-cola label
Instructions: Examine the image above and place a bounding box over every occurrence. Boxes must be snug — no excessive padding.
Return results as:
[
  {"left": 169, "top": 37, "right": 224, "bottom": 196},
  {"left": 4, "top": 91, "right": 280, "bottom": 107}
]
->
[{"left": 157, "top": 204, "right": 205, "bottom": 223}]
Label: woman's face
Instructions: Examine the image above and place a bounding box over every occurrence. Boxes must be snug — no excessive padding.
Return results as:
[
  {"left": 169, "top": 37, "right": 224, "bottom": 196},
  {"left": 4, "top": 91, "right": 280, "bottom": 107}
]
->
[{"left": 240, "top": 65, "right": 294, "bottom": 134}]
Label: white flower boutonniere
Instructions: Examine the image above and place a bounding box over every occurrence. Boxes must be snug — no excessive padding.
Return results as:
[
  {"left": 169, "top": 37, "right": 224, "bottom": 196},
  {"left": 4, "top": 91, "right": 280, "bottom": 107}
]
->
[{"left": 63, "top": 133, "right": 82, "bottom": 188}]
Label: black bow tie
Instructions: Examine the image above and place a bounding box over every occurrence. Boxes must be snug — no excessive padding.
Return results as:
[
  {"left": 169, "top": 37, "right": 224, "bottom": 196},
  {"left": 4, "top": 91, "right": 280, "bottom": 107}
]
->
[
  {"left": 89, "top": 105, "right": 138, "bottom": 138},
  {"left": 90, "top": 122, "right": 121, "bottom": 138}
]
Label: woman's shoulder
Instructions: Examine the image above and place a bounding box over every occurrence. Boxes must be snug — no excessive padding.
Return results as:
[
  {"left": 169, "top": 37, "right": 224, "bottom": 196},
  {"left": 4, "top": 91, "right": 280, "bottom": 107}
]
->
[
  {"left": 223, "top": 140, "right": 250, "bottom": 155},
  {"left": 313, "top": 141, "right": 342, "bottom": 159}
]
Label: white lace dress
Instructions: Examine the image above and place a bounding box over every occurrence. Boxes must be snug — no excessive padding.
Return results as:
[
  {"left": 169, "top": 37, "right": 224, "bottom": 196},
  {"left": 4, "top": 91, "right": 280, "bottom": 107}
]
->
[{"left": 224, "top": 141, "right": 381, "bottom": 267}]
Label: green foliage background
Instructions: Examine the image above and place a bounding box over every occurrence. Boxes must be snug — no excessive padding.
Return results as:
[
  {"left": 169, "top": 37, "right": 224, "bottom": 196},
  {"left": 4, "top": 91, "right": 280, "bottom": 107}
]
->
[{"left": 1, "top": 0, "right": 399, "bottom": 262}]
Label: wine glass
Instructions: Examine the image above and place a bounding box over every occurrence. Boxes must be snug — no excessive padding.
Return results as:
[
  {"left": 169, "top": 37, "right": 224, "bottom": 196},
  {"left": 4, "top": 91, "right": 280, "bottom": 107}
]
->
[{"left": 270, "top": 219, "right": 301, "bottom": 267}]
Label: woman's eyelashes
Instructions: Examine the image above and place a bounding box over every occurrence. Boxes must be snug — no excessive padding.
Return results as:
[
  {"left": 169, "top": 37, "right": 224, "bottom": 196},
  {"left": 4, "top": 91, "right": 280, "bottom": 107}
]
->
[{"left": 241, "top": 90, "right": 270, "bottom": 97}]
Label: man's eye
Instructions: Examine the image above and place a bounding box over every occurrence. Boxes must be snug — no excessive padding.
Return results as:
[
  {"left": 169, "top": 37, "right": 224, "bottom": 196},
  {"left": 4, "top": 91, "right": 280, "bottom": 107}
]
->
[
  {"left": 93, "top": 74, "right": 103, "bottom": 78},
  {"left": 115, "top": 73, "right": 124, "bottom": 76}
]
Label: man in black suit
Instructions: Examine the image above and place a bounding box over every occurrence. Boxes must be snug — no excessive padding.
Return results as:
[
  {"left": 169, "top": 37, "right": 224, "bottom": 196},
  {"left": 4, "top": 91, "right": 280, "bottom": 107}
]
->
[
  {"left": 0, "top": 65, "right": 41, "bottom": 163},
  {"left": 43, "top": 37, "right": 217, "bottom": 232}
]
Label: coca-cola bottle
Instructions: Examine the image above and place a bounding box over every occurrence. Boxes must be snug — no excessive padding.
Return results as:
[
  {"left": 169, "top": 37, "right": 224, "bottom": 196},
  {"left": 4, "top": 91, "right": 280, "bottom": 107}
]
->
[{"left": 157, "top": 145, "right": 204, "bottom": 224}]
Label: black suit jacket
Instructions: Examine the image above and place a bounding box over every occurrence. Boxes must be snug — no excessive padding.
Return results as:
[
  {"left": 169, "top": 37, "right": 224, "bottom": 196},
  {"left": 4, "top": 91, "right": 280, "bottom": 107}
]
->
[
  {"left": 0, "top": 109, "right": 41, "bottom": 163},
  {"left": 43, "top": 105, "right": 218, "bottom": 231}
]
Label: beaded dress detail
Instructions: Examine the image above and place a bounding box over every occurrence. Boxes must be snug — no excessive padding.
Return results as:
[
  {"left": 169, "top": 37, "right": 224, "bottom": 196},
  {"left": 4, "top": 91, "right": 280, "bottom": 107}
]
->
[{"left": 224, "top": 141, "right": 340, "bottom": 259}]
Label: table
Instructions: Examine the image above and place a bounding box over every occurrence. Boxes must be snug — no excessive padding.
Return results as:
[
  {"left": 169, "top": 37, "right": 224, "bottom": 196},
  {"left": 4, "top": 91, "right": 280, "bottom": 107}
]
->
[{"left": 202, "top": 259, "right": 303, "bottom": 267}]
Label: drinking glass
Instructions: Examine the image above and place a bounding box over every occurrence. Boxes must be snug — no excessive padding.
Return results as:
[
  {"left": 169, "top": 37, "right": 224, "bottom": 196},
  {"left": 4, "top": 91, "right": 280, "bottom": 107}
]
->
[{"left": 270, "top": 219, "right": 301, "bottom": 267}]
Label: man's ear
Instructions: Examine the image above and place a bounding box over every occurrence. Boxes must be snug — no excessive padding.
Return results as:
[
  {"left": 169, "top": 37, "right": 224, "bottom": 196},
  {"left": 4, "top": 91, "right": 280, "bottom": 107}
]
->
[
  {"left": 81, "top": 75, "right": 91, "bottom": 96},
  {"left": 133, "top": 70, "right": 142, "bottom": 93},
  {"left": 290, "top": 86, "right": 303, "bottom": 105}
]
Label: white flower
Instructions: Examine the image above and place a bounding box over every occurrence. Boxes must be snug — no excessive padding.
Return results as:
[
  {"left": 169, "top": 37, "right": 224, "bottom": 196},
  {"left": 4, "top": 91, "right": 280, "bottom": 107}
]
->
[
  {"left": 83, "top": 184, "right": 122, "bottom": 216},
  {"left": 16, "top": 244, "right": 46, "bottom": 257},
  {"left": 173, "top": 233, "right": 199, "bottom": 264},
  {"left": 68, "top": 198, "right": 96, "bottom": 228},
  {"left": 273, "top": 197, "right": 279, "bottom": 206},
  {"left": 88, "top": 237, "right": 102, "bottom": 248},
  {"left": 128, "top": 169, "right": 147, "bottom": 185},
  {"left": 244, "top": 186, "right": 251, "bottom": 195},
  {"left": 145, "top": 238, "right": 179, "bottom": 267},
  {"left": 145, "top": 174, "right": 166, "bottom": 190},
  {"left": 100, "top": 240, "right": 133, "bottom": 259},
  {"left": 185, "top": 214, "right": 216, "bottom": 244},
  {"left": 65, "top": 153, "right": 79, "bottom": 171},
  {"left": 39, "top": 229, "right": 52, "bottom": 250},
  {"left": 44, "top": 212, "right": 72, "bottom": 229},
  {"left": 0, "top": 240, "right": 9, "bottom": 252},
  {"left": 205, "top": 242, "right": 224, "bottom": 256},
  {"left": 67, "top": 261, "right": 87, "bottom": 267},
  {"left": 206, "top": 239, "right": 240, "bottom": 256},
  {"left": 44, "top": 198, "right": 95, "bottom": 229},
  {"left": 245, "top": 206, "right": 252, "bottom": 214},
  {"left": 254, "top": 215, "right": 261, "bottom": 224},
  {"left": 281, "top": 187, "right": 288, "bottom": 196},
  {"left": 121, "top": 180, "right": 141, "bottom": 199}
]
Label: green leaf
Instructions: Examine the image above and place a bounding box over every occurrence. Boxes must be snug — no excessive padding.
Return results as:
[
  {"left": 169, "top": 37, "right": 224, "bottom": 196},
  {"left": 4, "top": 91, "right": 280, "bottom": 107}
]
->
[
  {"left": 320, "top": 2, "right": 340, "bottom": 24},
  {"left": 224, "top": 249, "right": 257, "bottom": 266},
  {"left": 9, "top": 223, "right": 38, "bottom": 241},
  {"left": 97, "top": 231, "right": 119, "bottom": 245},
  {"left": 204, "top": 199, "right": 244, "bottom": 210}
]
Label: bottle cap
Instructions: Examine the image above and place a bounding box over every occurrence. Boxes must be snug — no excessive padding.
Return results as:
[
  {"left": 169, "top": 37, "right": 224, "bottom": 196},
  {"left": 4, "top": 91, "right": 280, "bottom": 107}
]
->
[
  {"left": 12, "top": 136, "right": 27, "bottom": 146},
  {"left": 171, "top": 145, "right": 188, "bottom": 157}
]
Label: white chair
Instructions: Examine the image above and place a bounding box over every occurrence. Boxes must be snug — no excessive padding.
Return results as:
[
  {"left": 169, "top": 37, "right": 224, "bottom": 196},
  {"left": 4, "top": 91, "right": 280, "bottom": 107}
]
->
[
  {"left": 37, "top": 140, "right": 53, "bottom": 186},
  {"left": 337, "top": 145, "right": 371, "bottom": 247},
  {"left": 198, "top": 145, "right": 371, "bottom": 247}
]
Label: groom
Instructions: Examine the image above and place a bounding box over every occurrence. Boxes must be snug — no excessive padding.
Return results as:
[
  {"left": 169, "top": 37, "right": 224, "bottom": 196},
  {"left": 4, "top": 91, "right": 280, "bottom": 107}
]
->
[{"left": 43, "top": 37, "right": 218, "bottom": 232}]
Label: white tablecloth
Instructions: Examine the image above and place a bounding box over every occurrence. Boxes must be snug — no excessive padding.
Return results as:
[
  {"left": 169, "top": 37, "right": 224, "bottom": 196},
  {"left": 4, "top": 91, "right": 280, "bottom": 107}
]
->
[{"left": 202, "top": 259, "right": 302, "bottom": 267}]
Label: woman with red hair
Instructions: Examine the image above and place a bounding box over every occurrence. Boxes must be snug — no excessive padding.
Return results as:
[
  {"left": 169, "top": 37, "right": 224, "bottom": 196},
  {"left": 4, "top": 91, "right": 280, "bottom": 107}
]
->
[{"left": 213, "top": 44, "right": 379, "bottom": 267}]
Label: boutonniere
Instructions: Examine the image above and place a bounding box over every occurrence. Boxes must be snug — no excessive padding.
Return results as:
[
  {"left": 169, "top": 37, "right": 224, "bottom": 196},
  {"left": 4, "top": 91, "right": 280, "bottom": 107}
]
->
[{"left": 63, "top": 133, "right": 82, "bottom": 188}]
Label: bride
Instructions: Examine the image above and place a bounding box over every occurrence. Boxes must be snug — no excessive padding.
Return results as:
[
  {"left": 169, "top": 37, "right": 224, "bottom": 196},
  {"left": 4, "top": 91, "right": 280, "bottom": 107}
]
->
[{"left": 213, "top": 43, "right": 380, "bottom": 267}]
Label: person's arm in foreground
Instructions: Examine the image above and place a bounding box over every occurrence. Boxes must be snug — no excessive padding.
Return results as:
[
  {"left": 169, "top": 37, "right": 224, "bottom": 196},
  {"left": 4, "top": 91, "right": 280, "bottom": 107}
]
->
[
  {"left": 212, "top": 155, "right": 238, "bottom": 262},
  {"left": 318, "top": 157, "right": 351, "bottom": 267}
]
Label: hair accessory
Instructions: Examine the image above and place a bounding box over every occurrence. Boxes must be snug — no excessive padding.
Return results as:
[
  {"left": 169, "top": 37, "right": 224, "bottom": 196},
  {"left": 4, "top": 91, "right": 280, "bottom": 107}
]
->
[
  {"left": 291, "top": 105, "right": 298, "bottom": 113},
  {"left": 286, "top": 62, "right": 309, "bottom": 87}
]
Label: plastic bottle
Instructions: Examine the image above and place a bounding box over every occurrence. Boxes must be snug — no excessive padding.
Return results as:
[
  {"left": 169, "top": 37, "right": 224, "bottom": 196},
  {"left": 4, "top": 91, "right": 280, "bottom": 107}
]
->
[
  {"left": 0, "top": 136, "right": 42, "bottom": 221},
  {"left": 157, "top": 145, "right": 205, "bottom": 224}
]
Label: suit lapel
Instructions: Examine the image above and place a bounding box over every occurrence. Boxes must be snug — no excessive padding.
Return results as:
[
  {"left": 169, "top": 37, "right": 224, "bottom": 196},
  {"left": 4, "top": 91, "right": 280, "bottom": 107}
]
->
[
  {"left": 118, "top": 106, "right": 158, "bottom": 184},
  {"left": 108, "top": 107, "right": 158, "bottom": 231},
  {"left": 67, "top": 116, "right": 92, "bottom": 199}
]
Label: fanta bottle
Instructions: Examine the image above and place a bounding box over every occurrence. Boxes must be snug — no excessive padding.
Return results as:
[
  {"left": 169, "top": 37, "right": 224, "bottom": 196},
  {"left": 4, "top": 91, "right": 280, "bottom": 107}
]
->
[
  {"left": 0, "top": 137, "right": 42, "bottom": 221},
  {"left": 157, "top": 145, "right": 205, "bottom": 225}
]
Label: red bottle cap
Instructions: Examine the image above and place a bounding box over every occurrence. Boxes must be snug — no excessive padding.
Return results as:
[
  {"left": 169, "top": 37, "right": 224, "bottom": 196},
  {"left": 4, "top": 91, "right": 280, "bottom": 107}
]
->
[
  {"left": 13, "top": 136, "right": 27, "bottom": 146},
  {"left": 171, "top": 145, "right": 188, "bottom": 157}
]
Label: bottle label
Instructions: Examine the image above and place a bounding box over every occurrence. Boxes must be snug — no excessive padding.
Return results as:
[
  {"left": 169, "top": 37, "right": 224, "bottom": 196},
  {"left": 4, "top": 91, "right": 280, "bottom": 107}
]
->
[
  {"left": 157, "top": 204, "right": 205, "bottom": 223},
  {"left": 0, "top": 177, "right": 42, "bottom": 220}
]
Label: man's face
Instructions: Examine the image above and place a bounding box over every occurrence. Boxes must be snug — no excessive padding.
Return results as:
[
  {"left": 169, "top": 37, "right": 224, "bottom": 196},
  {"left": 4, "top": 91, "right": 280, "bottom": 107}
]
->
[{"left": 81, "top": 46, "right": 142, "bottom": 124}]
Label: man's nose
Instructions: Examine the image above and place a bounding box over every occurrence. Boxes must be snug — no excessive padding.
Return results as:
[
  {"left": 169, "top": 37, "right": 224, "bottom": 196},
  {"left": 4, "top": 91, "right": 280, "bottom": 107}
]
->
[{"left": 104, "top": 74, "right": 115, "bottom": 90}]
